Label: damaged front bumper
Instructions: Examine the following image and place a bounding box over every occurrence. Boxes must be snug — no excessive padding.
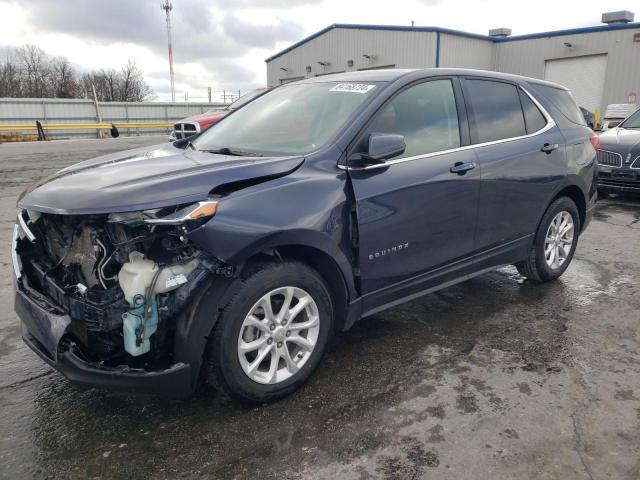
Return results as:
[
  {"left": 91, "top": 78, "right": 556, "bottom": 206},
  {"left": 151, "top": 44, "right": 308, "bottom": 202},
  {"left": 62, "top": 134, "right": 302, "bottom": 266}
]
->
[
  {"left": 16, "top": 287, "right": 194, "bottom": 397},
  {"left": 12, "top": 219, "right": 198, "bottom": 397}
]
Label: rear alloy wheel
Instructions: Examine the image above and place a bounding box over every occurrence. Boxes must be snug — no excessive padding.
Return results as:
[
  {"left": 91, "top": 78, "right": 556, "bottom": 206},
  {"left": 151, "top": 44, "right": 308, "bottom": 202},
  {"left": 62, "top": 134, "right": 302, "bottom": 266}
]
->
[
  {"left": 543, "top": 211, "right": 575, "bottom": 270},
  {"left": 237, "top": 287, "right": 320, "bottom": 385},
  {"left": 204, "top": 262, "right": 332, "bottom": 403},
  {"left": 515, "top": 197, "right": 580, "bottom": 282}
]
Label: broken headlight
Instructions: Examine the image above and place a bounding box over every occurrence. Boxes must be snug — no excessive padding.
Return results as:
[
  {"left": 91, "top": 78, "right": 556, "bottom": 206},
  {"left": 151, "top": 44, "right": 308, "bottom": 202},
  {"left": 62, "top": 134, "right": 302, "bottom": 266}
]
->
[{"left": 107, "top": 200, "right": 218, "bottom": 227}]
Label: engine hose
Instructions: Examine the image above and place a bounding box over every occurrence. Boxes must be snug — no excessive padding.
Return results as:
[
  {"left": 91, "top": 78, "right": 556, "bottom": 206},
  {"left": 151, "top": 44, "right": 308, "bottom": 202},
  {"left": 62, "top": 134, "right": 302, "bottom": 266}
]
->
[{"left": 139, "top": 265, "right": 163, "bottom": 343}]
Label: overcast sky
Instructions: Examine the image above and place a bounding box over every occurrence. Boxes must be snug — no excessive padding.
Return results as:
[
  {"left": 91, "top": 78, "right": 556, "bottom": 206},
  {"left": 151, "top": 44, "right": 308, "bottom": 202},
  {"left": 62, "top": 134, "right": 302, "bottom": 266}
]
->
[{"left": 0, "top": 0, "right": 634, "bottom": 101}]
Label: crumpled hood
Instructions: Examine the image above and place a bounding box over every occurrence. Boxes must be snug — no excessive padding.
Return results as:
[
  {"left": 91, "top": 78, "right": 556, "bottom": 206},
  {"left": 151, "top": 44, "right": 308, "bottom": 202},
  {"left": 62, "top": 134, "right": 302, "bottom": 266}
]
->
[
  {"left": 17, "top": 143, "right": 304, "bottom": 215},
  {"left": 599, "top": 128, "right": 640, "bottom": 158}
]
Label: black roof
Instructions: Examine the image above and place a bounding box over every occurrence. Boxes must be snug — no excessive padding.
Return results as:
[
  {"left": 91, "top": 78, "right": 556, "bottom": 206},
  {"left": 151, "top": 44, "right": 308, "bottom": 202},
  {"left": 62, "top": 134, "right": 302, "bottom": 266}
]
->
[{"left": 295, "top": 68, "right": 568, "bottom": 90}]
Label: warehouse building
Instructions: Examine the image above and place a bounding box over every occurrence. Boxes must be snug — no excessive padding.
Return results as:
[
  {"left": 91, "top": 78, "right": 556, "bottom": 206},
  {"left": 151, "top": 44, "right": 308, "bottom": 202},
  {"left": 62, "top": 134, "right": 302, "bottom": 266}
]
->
[{"left": 265, "top": 10, "right": 640, "bottom": 119}]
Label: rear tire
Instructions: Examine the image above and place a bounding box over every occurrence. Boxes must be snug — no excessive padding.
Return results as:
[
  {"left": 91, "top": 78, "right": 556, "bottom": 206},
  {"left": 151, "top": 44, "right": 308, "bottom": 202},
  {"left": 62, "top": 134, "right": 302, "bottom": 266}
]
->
[
  {"left": 203, "top": 261, "right": 333, "bottom": 403},
  {"left": 515, "top": 197, "right": 580, "bottom": 282}
]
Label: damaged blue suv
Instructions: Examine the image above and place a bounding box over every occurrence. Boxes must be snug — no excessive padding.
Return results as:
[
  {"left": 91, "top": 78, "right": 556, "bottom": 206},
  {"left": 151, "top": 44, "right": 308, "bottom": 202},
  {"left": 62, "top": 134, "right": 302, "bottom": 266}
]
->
[{"left": 13, "top": 69, "right": 597, "bottom": 402}]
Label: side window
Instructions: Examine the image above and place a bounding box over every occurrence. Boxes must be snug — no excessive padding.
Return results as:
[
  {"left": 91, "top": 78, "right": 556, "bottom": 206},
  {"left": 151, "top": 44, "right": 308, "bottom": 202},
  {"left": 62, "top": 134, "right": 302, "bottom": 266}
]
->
[
  {"left": 519, "top": 89, "right": 547, "bottom": 133},
  {"left": 364, "top": 79, "right": 461, "bottom": 158},
  {"left": 465, "top": 80, "right": 526, "bottom": 143}
]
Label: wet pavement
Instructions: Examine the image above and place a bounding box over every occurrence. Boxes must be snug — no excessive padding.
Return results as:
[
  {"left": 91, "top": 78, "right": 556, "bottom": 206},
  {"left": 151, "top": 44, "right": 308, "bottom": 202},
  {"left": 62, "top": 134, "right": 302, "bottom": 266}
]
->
[{"left": 1, "top": 137, "right": 639, "bottom": 479}]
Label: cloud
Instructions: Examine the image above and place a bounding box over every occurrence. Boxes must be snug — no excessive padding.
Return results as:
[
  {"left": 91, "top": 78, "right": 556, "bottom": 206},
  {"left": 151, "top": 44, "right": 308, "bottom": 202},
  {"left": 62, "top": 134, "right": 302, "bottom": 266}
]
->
[
  {"left": 14, "top": 0, "right": 304, "bottom": 63},
  {"left": 199, "top": 59, "right": 258, "bottom": 85},
  {"left": 222, "top": 15, "right": 304, "bottom": 49},
  {"left": 2, "top": 0, "right": 314, "bottom": 98},
  {"left": 215, "top": 0, "right": 323, "bottom": 7},
  {"left": 19, "top": 0, "right": 164, "bottom": 48}
]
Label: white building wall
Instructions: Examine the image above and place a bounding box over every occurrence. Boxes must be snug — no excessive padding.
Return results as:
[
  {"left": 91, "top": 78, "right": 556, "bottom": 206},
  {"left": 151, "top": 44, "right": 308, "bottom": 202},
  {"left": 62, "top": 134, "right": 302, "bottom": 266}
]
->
[
  {"left": 438, "top": 33, "right": 494, "bottom": 70},
  {"left": 266, "top": 25, "right": 640, "bottom": 116},
  {"left": 494, "top": 28, "right": 640, "bottom": 112},
  {"left": 267, "top": 28, "right": 437, "bottom": 86}
]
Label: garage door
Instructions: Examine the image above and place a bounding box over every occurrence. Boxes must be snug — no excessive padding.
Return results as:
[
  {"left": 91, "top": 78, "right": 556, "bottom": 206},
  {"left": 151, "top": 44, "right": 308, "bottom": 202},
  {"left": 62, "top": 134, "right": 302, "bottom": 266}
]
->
[{"left": 544, "top": 54, "right": 607, "bottom": 114}]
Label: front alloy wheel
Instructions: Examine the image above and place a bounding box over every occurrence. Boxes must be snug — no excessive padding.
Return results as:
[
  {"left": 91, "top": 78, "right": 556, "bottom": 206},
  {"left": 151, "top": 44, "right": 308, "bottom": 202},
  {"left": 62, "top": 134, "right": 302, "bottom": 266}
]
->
[
  {"left": 237, "top": 287, "right": 320, "bottom": 384},
  {"left": 203, "top": 261, "right": 332, "bottom": 403}
]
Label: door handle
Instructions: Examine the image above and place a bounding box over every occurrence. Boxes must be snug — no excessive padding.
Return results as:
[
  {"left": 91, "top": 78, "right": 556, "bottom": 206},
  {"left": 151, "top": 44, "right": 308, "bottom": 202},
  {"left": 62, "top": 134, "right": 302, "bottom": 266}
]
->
[
  {"left": 541, "top": 143, "right": 559, "bottom": 154},
  {"left": 450, "top": 161, "right": 477, "bottom": 175}
]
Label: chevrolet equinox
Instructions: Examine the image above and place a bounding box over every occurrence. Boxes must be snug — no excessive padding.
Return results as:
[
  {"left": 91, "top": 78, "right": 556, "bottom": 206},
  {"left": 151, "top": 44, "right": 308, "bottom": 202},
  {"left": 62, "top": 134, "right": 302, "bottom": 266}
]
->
[{"left": 13, "top": 69, "right": 597, "bottom": 402}]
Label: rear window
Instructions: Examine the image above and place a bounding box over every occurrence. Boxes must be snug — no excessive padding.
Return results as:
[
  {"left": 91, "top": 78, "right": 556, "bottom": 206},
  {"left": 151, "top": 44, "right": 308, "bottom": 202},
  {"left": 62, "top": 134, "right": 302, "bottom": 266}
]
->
[
  {"left": 533, "top": 84, "right": 585, "bottom": 125},
  {"left": 464, "top": 80, "right": 527, "bottom": 143}
]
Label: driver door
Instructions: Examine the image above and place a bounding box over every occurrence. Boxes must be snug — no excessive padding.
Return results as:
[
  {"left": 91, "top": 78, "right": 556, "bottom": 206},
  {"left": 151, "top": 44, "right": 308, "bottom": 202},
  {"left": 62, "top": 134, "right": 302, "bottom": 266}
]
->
[{"left": 347, "top": 78, "right": 480, "bottom": 312}]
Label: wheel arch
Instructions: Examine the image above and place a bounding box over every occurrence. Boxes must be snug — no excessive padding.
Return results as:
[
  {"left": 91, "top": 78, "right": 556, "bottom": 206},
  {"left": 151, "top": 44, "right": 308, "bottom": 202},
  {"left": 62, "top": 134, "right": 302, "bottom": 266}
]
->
[
  {"left": 240, "top": 244, "right": 352, "bottom": 332},
  {"left": 174, "top": 237, "right": 358, "bottom": 387},
  {"left": 550, "top": 184, "right": 586, "bottom": 232}
]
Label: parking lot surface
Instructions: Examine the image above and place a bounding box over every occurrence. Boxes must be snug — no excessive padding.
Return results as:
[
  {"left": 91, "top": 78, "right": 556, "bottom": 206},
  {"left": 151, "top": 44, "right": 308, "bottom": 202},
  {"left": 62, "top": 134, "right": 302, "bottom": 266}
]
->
[{"left": 1, "top": 137, "right": 639, "bottom": 479}]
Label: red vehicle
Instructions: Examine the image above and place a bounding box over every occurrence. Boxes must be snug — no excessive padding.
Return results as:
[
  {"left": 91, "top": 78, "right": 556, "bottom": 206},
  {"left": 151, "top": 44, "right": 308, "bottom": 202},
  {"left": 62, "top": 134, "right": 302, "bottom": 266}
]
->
[{"left": 170, "top": 88, "right": 269, "bottom": 141}]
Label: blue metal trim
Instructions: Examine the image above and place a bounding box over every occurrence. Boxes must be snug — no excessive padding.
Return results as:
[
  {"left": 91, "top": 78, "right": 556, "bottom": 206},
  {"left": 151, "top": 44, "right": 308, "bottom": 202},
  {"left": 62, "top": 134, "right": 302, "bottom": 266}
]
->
[
  {"left": 265, "top": 22, "right": 640, "bottom": 63},
  {"left": 435, "top": 31, "right": 440, "bottom": 67},
  {"left": 265, "top": 23, "right": 490, "bottom": 62},
  {"left": 493, "top": 22, "right": 640, "bottom": 42}
]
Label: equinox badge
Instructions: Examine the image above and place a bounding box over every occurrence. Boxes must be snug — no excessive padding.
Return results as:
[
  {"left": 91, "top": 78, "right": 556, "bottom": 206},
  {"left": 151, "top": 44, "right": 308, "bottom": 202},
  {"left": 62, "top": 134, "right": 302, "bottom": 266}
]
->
[{"left": 368, "top": 242, "right": 409, "bottom": 260}]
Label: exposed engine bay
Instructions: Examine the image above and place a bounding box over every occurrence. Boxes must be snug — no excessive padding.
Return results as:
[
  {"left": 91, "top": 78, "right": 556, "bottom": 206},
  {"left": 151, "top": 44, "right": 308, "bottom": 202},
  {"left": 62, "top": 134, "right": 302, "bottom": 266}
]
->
[{"left": 14, "top": 205, "right": 219, "bottom": 369}]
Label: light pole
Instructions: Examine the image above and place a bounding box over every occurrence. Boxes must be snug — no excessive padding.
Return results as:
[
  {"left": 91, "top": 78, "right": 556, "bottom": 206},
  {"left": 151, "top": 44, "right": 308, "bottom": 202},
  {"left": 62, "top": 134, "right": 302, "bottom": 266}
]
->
[{"left": 160, "top": 0, "right": 176, "bottom": 102}]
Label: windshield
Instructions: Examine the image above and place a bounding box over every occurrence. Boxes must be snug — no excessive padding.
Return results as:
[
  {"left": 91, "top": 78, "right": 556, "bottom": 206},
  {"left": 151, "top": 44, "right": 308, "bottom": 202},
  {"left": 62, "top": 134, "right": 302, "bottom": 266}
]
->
[
  {"left": 192, "top": 81, "right": 381, "bottom": 156},
  {"left": 228, "top": 90, "right": 265, "bottom": 110},
  {"left": 620, "top": 109, "right": 640, "bottom": 128}
]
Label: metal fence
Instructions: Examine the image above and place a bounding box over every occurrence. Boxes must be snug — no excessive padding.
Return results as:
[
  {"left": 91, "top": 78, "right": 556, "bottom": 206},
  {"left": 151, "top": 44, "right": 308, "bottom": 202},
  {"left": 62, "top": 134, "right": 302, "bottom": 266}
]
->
[{"left": 0, "top": 98, "right": 228, "bottom": 138}]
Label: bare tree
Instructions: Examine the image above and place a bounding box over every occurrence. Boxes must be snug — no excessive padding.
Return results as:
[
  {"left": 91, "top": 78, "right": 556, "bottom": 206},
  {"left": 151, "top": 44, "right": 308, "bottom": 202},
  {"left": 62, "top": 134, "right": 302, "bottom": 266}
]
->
[
  {"left": 118, "top": 60, "right": 154, "bottom": 102},
  {"left": 0, "top": 46, "right": 155, "bottom": 101},
  {"left": 0, "top": 49, "right": 21, "bottom": 97},
  {"left": 101, "top": 68, "right": 119, "bottom": 101},
  {"left": 16, "top": 45, "right": 51, "bottom": 98},
  {"left": 50, "top": 56, "right": 78, "bottom": 98}
]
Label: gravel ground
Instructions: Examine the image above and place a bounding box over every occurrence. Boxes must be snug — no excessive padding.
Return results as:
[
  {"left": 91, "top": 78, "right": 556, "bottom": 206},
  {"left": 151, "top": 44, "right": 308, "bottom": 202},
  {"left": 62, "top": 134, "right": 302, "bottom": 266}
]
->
[{"left": 0, "top": 136, "right": 639, "bottom": 479}]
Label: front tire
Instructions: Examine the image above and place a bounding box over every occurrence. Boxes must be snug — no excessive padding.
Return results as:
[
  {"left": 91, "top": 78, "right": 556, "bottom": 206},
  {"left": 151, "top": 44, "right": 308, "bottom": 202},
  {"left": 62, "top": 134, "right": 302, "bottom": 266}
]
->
[
  {"left": 515, "top": 197, "right": 580, "bottom": 282},
  {"left": 204, "top": 261, "right": 333, "bottom": 403}
]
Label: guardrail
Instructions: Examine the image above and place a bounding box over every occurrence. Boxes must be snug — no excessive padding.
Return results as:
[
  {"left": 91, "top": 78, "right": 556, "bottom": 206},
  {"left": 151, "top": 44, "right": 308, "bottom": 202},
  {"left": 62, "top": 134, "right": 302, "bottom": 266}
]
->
[
  {"left": 0, "top": 121, "right": 174, "bottom": 141},
  {"left": 0, "top": 122, "right": 173, "bottom": 131}
]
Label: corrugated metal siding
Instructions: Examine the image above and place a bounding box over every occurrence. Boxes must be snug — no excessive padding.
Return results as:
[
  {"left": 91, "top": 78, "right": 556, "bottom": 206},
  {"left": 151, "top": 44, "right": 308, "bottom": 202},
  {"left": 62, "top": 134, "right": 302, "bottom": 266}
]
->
[
  {"left": 266, "top": 25, "right": 640, "bottom": 115},
  {"left": 0, "top": 98, "right": 225, "bottom": 138},
  {"left": 438, "top": 33, "right": 494, "bottom": 69},
  {"left": 544, "top": 55, "right": 608, "bottom": 113},
  {"left": 495, "top": 28, "right": 640, "bottom": 113},
  {"left": 268, "top": 29, "right": 436, "bottom": 86}
]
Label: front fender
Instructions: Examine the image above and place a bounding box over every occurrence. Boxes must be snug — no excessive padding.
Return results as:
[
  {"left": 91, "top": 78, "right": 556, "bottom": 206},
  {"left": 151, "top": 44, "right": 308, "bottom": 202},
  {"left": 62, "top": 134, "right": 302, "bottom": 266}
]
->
[{"left": 186, "top": 166, "right": 357, "bottom": 298}]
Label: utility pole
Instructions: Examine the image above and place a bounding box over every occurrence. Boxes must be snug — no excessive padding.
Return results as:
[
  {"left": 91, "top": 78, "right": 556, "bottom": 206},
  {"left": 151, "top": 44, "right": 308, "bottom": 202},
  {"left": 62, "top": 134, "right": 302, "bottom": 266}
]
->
[{"left": 160, "top": 0, "right": 176, "bottom": 102}]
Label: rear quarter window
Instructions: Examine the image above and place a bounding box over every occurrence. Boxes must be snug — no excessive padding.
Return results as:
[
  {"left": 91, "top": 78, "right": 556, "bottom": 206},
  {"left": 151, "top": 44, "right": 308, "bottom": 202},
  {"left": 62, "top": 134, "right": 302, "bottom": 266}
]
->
[
  {"left": 519, "top": 90, "right": 547, "bottom": 133},
  {"left": 532, "top": 84, "right": 585, "bottom": 125}
]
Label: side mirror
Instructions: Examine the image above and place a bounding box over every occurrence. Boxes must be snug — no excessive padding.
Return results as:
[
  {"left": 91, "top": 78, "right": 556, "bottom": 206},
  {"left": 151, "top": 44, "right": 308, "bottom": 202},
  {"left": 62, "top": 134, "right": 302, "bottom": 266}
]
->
[
  {"left": 607, "top": 120, "right": 621, "bottom": 128},
  {"left": 365, "top": 133, "right": 406, "bottom": 161},
  {"left": 348, "top": 133, "right": 406, "bottom": 168}
]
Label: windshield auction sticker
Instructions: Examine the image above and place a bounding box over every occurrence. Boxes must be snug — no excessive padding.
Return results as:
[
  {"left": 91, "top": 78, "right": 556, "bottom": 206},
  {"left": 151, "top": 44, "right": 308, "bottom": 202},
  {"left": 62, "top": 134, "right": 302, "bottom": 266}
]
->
[{"left": 330, "top": 83, "right": 376, "bottom": 94}]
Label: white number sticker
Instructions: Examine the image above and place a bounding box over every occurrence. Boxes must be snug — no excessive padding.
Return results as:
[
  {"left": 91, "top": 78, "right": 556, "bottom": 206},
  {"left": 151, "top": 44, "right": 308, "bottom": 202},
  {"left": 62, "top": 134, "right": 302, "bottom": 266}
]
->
[{"left": 330, "top": 83, "right": 376, "bottom": 94}]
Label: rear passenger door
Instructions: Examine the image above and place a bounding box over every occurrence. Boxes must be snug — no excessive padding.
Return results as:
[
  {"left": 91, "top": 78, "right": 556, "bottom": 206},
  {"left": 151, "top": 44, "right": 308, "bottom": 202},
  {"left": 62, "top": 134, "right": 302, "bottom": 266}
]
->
[{"left": 460, "top": 78, "right": 567, "bottom": 265}]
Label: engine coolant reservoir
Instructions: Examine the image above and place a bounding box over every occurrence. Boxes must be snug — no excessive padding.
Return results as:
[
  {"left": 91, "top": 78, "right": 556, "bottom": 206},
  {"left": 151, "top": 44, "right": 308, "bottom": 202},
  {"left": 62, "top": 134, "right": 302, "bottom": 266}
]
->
[{"left": 118, "top": 251, "right": 199, "bottom": 304}]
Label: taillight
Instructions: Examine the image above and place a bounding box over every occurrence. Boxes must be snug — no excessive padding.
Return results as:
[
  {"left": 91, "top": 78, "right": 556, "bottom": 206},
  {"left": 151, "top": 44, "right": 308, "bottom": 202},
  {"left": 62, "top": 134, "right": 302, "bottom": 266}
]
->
[{"left": 589, "top": 132, "right": 600, "bottom": 151}]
